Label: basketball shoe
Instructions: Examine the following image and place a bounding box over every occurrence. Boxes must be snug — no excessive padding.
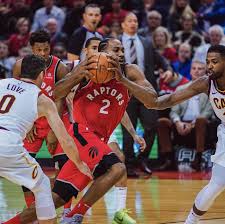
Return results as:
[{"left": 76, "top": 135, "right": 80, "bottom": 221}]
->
[
  {"left": 69, "top": 214, "right": 83, "bottom": 224},
  {"left": 60, "top": 208, "right": 72, "bottom": 224},
  {"left": 112, "top": 209, "right": 136, "bottom": 224}
]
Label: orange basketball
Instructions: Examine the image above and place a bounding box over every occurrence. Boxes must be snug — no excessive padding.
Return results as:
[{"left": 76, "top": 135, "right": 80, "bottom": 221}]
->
[{"left": 89, "top": 52, "right": 114, "bottom": 84}]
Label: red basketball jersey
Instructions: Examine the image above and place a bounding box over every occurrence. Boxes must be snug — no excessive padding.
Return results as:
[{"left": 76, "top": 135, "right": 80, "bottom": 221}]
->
[
  {"left": 36, "top": 55, "right": 60, "bottom": 129},
  {"left": 73, "top": 79, "right": 130, "bottom": 142}
]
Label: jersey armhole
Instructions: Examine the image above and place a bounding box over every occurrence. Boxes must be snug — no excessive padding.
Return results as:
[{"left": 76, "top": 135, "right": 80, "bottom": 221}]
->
[
  {"left": 207, "top": 78, "right": 211, "bottom": 97},
  {"left": 38, "top": 91, "right": 43, "bottom": 97}
]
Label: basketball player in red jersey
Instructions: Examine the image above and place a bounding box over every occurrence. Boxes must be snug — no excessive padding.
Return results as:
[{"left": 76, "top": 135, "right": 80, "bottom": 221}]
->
[
  {"left": 62, "top": 37, "right": 146, "bottom": 223},
  {"left": 13, "top": 30, "right": 72, "bottom": 214},
  {"left": 4, "top": 38, "right": 155, "bottom": 224}
]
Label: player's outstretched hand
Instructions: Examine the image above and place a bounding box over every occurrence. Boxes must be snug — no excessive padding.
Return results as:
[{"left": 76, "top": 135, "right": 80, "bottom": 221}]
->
[
  {"left": 133, "top": 135, "right": 146, "bottom": 152},
  {"left": 76, "top": 161, "right": 93, "bottom": 180},
  {"left": 26, "top": 125, "right": 37, "bottom": 143},
  {"left": 107, "top": 55, "right": 124, "bottom": 81}
]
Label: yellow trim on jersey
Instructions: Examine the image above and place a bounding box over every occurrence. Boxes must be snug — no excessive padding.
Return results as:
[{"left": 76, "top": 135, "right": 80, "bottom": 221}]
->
[{"left": 214, "top": 80, "right": 225, "bottom": 94}]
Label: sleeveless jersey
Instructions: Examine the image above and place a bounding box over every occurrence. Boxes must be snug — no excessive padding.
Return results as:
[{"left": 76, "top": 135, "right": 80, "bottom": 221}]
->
[
  {"left": 0, "top": 78, "right": 40, "bottom": 139},
  {"left": 36, "top": 55, "right": 60, "bottom": 129},
  {"left": 73, "top": 78, "right": 130, "bottom": 141},
  {"left": 209, "top": 79, "right": 225, "bottom": 123}
]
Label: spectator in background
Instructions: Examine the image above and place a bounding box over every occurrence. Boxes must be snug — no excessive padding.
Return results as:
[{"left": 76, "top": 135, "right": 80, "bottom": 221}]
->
[
  {"left": 7, "top": 17, "right": 30, "bottom": 56},
  {"left": 157, "top": 60, "right": 213, "bottom": 171},
  {"left": 0, "top": 42, "right": 16, "bottom": 78},
  {"left": 98, "top": 0, "right": 128, "bottom": 37},
  {"left": 197, "top": 0, "right": 225, "bottom": 33},
  {"left": 172, "top": 42, "right": 192, "bottom": 80},
  {"left": 7, "top": 0, "right": 31, "bottom": 35},
  {"left": 122, "top": 0, "right": 145, "bottom": 26},
  {"left": 152, "top": 26, "right": 178, "bottom": 63},
  {"left": 173, "top": 13, "right": 204, "bottom": 52},
  {"left": 52, "top": 42, "right": 69, "bottom": 64},
  {"left": 141, "top": 0, "right": 172, "bottom": 27},
  {"left": 31, "top": 0, "right": 65, "bottom": 32},
  {"left": 0, "top": 0, "right": 31, "bottom": 39},
  {"left": 102, "top": 0, "right": 128, "bottom": 27},
  {"left": 120, "top": 12, "right": 173, "bottom": 176},
  {"left": 138, "top": 10, "right": 162, "bottom": 39},
  {"left": 158, "top": 71, "right": 189, "bottom": 96},
  {"left": 44, "top": 18, "right": 67, "bottom": 49},
  {"left": 67, "top": 4, "right": 102, "bottom": 61},
  {"left": 193, "top": 24, "right": 225, "bottom": 63},
  {"left": 189, "top": 0, "right": 202, "bottom": 12},
  {"left": 0, "top": 2, "right": 11, "bottom": 39},
  {"left": 168, "top": 0, "right": 195, "bottom": 33},
  {"left": 108, "top": 22, "right": 122, "bottom": 38},
  {"left": 17, "top": 46, "right": 32, "bottom": 60},
  {"left": 63, "top": 0, "right": 85, "bottom": 36}
]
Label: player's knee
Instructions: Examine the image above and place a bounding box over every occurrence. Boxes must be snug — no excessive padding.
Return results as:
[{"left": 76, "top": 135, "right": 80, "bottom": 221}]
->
[
  {"left": 52, "top": 179, "right": 79, "bottom": 204},
  {"left": 119, "top": 153, "right": 125, "bottom": 163},
  {"left": 111, "top": 162, "right": 126, "bottom": 179},
  {"left": 32, "top": 174, "right": 51, "bottom": 193},
  {"left": 109, "top": 143, "right": 125, "bottom": 163}
]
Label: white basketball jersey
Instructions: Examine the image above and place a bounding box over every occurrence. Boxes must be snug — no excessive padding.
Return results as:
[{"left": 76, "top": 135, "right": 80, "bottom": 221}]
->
[
  {"left": 209, "top": 79, "right": 225, "bottom": 123},
  {"left": 0, "top": 78, "right": 40, "bottom": 139}
]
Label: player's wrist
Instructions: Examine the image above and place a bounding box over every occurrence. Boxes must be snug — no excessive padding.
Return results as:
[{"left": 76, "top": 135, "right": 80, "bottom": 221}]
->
[
  {"left": 119, "top": 75, "right": 127, "bottom": 83},
  {"left": 131, "top": 132, "right": 138, "bottom": 139}
]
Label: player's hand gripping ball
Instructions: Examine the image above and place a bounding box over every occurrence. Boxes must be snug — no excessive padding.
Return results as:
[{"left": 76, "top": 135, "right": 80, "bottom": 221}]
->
[{"left": 89, "top": 52, "right": 114, "bottom": 83}]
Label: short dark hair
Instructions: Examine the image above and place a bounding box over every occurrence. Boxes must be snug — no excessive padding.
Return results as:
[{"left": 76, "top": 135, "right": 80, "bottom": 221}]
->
[
  {"left": 29, "top": 30, "right": 51, "bottom": 46},
  {"left": 98, "top": 38, "right": 116, "bottom": 52},
  {"left": 53, "top": 42, "right": 66, "bottom": 49},
  {"left": 21, "top": 54, "right": 46, "bottom": 80},
  {"left": 85, "top": 37, "right": 101, "bottom": 48},
  {"left": 207, "top": 45, "right": 225, "bottom": 58},
  {"left": 85, "top": 4, "right": 100, "bottom": 13}
]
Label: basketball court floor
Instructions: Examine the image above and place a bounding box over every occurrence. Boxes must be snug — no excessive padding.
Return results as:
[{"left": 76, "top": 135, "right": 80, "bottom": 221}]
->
[{"left": 1, "top": 170, "right": 225, "bottom": 224}]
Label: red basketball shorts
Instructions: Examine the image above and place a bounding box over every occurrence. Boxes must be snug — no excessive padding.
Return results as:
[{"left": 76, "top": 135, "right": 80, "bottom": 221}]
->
[{"left": 53, "top": 123, "right": 121, "bottom": 201}]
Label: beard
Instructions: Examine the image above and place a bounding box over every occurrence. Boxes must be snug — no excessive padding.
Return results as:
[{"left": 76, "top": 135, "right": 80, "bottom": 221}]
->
[{"left": 208, "top": 70, "right": 222, "bottom": 80}]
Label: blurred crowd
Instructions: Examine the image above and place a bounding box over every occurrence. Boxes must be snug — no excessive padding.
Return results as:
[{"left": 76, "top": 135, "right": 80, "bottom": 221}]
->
[{"left": 1, "top": 0, "right": 224, "bottom": 173}]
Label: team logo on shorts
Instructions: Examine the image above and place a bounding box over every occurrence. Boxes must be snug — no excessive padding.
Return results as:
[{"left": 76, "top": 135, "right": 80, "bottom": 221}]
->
[
  {"left": 32, "top": 165, "right": 38, "bottom": 179},
  {"left": 88, "top": 147, "right": 99, "bottom": 159}
]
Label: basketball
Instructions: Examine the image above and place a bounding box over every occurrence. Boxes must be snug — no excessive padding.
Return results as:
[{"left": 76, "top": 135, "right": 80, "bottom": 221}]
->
[{"left": 89, "top": 52, "right": 114, "bottom": 84}]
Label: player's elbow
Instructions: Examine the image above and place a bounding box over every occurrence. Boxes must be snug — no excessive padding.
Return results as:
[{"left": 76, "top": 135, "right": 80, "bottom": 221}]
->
[
  {"left": 144, "top": 98, "right": 158, "bottom": 109},
  {"left": 144, "top": 103, "right": 155, "bottom": 109}
]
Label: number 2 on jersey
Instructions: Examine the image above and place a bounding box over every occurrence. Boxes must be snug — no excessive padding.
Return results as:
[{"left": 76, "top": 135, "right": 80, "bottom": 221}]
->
[
  {"left": 99, "top": 99, "right": 110, "bottom": 114},
  {"left": 0, "top": 95, "right": 15, "bottom": 114}
]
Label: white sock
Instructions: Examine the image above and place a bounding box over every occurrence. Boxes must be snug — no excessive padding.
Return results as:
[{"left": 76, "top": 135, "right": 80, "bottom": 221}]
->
[
  {"left": 114, "top": 187, "right": 127, "bottom": 211},
  {"left": 83, "top": 186, "right": 92, "bottom": 215},
  {"left": 185, "top": 208, "right": 201, "bottom": 224}
]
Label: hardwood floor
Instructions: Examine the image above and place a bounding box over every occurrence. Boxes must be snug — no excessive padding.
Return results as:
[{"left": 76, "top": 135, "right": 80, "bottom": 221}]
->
[{"left": 1, "top": 172, "right": 225, "bottom": 223}]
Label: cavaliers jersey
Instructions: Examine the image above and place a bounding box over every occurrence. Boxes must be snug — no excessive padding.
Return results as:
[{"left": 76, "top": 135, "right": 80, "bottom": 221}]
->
[
  {"left": 73, "top": 78, "right": 130, "bottom": 141},
  {"left": 36, "top": 55, "right": 60, "bottom": 129},
  {"left": 209, "top": 79, "right": 225, "bottom": 123},
  {"left": 0, "top": 78, "right": 40, "bottom": 140}
]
